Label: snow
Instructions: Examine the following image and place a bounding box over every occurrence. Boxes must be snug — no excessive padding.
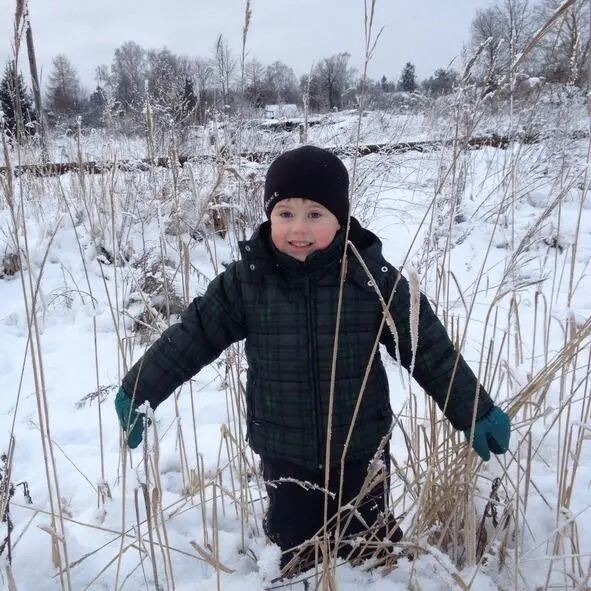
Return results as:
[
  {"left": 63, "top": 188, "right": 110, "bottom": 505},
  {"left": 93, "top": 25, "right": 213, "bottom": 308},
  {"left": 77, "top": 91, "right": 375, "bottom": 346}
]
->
[{"left": 1, "top": 101, "right": 591, "bottom": 590}]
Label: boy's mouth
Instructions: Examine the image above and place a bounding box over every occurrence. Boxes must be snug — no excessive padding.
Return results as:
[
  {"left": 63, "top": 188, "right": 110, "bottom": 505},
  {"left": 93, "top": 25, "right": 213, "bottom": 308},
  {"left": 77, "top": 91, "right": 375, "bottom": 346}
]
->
[{"left": 289, "top": 241, "right": 313, "bottom": 248}]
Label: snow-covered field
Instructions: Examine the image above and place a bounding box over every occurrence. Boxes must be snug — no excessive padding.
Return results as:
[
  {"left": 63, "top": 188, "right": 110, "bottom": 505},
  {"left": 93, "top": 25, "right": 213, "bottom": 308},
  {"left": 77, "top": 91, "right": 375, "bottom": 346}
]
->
[
  {"left": 2, "top": 84, "right": 587, "bottom": 166},
  {"left": 1, "top": 100, "right": 590, "bottom": 590}
]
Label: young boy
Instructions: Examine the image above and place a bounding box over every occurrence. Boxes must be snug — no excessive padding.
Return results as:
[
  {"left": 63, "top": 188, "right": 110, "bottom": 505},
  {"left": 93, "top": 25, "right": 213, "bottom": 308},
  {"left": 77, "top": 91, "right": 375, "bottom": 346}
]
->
[{"left": 115, "top": 145, "right": 511, "bottom": 568}]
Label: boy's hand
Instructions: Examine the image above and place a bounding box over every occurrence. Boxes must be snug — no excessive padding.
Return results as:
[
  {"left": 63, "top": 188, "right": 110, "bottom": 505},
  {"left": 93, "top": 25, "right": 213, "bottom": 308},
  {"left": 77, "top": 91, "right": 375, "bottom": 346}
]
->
[
  {"left": 463, "top": 406, "right": 511, "bottom": 461},
  {"left": 115, "top": 388, "right": 149, "bottom": 448}
]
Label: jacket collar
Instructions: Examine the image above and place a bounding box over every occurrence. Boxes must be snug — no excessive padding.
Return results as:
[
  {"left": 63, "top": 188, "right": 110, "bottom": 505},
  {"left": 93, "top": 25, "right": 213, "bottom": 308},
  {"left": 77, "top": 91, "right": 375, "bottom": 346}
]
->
[{"left": 238, "top": 217, "right": 386, "bottom": 283}]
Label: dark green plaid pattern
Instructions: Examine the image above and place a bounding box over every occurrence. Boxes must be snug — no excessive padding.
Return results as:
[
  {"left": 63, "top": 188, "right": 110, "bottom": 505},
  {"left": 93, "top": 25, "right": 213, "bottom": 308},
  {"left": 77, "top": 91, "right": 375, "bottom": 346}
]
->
[{"left": 122, "top": 219, "right": 493, "bottom": 469}]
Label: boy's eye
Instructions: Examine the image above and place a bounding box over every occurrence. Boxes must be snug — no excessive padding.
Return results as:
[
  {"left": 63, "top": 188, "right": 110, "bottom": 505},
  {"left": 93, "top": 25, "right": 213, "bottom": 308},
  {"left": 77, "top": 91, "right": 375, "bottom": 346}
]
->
[
  {"left": 308, "top": 211, "right": 322, "bottom": 219},
  {"left": 278, "top": 210, "right": 292, "bottom": 218}
]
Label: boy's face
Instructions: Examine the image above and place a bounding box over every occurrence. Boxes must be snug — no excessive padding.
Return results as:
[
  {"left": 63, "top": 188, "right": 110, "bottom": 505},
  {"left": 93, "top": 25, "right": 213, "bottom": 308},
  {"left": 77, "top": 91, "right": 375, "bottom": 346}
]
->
[{"left": 270, "top": 198, "right": 341, "bottom": 261}]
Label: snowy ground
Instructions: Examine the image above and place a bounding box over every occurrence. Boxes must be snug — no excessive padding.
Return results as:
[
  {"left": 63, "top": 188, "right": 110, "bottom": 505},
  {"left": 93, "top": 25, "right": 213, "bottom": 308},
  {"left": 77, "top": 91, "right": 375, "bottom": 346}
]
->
[
  {"left": 2, "top": 84, "right": 587, "bottom": 165},
  {"left": 1, "top": 106, "right": 591, "bottom": 590}
]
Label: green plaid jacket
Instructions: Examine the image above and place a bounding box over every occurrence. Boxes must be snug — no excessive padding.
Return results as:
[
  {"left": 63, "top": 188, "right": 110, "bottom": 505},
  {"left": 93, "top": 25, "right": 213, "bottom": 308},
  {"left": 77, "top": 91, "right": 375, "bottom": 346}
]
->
[{"left": 122, "top": 218, "right": 493, "bottom": 469}]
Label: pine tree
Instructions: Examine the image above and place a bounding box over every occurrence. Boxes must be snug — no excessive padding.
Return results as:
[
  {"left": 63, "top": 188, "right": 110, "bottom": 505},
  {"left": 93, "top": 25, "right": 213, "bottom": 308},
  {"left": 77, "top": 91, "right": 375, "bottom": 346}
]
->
[
  {"left": 177, "top": 77, "right": 198, "bottom": 121},
  {"left": 0, "top": 60, "right": 36, "bottom": 140},
  {"left": 399, "top": 62, "right": 417, "bottom": 92},
  {"left": 380, "top": 75, "right": 394, "bottom": 92},
  {"left": 422, "top": 68, "right": 459, "bottom": 96},
  {"left": 85, "top": 85, "right": 108, "bottom": 127}
]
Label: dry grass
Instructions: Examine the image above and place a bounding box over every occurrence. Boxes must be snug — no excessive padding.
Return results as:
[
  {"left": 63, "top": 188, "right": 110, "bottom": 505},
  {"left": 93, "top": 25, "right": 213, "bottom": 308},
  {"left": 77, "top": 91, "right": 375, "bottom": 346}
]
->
[
  {"left": 2, "top": 108, "right": 589, "bottom": 591},
  {"left": 1, "top": 2, "right": 590, "bottom": 590}
]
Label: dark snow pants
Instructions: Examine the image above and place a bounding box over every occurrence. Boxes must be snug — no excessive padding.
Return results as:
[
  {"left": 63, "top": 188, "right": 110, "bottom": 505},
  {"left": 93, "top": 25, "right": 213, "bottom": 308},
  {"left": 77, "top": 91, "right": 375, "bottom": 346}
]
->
[{"left": 261, "top": 447, "right": 402, "bottom": 565}]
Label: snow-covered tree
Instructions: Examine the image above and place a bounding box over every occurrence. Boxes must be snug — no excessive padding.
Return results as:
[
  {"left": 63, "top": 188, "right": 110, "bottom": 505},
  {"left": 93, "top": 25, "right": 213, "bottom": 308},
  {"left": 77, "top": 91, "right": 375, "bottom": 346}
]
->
[
  {"left": 177, "top": 77, "right": 198, "bottom": 122},
  {"left": 0, "top": 60, "right": 36, "bottom": 140},
  {"left": 147, "top": 48, "right": 186, "bottom": 111},
  {"left": 111, "top": 41, "right": 148, "bottom": 111}
]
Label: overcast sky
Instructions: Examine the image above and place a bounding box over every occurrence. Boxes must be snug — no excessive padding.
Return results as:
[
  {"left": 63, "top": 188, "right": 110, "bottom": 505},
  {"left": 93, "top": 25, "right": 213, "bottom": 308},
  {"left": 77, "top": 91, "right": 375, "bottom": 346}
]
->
[{"left": 0, "top": 0, "right": 494, "bottom": 91}]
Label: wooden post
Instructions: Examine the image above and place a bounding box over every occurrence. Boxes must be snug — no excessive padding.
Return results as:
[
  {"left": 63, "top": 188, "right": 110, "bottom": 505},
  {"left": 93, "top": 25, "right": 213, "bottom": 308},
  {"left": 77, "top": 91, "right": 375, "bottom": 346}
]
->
[
  {"left": 12, "top": 0, "right": 26, "bottom": 145},
  {"left": 23, "top": 1, "right": 49, "bottom": 162}
]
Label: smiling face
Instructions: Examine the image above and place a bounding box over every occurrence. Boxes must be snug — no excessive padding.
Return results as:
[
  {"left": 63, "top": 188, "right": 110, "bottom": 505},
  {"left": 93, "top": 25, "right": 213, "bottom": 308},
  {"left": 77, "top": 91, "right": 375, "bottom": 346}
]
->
[{"left": 270, "top": 198, "right": 341, "bottom": 261}]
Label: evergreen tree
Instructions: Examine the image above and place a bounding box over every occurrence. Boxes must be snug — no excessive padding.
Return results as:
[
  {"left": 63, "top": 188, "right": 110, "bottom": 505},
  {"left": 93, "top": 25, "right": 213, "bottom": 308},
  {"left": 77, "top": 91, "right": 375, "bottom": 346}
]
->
[
  {"left": 85, "top": 85, "right": 108, "bottom": 127},
  {"left": 422, "top": 68, "right": 459, "bottom": 96},
  {"left": 380, "top": 75, "right": 394, "bottom": 92},
  {"left": 399, "top": 62, "right": 417, "bottom": 92},
  {"left": 0, "top": 60, "right": 36, "bottom": 140},
  {"left": 177, "top": 77, "right": 198, "bottom": 121}
]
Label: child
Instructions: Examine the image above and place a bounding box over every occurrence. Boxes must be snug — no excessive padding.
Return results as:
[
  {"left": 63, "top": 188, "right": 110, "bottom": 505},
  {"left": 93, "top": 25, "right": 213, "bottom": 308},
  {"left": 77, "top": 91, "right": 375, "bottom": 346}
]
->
[{"left": 115, "top": 145, "right": 510, "bottom": 568}]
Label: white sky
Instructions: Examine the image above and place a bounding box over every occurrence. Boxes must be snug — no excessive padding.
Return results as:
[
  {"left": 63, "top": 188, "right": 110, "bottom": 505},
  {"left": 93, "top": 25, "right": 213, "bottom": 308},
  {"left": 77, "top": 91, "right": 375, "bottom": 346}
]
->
[{"left": 0, "top": 0, "right": 494, "bottom": 92}]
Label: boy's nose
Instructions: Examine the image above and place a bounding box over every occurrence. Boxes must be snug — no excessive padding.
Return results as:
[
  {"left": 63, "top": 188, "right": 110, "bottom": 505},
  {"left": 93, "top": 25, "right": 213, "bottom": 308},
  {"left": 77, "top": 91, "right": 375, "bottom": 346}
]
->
[{"left": 291, "top": 217, "right": 308, "bottom": 233}]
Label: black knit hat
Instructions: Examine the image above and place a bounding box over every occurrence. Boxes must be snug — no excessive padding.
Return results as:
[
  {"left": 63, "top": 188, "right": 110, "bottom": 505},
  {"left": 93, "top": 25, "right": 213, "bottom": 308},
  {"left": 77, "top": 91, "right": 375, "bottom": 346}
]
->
[{"left": 264, "top": 146, "right": 349, "bottom": 226}]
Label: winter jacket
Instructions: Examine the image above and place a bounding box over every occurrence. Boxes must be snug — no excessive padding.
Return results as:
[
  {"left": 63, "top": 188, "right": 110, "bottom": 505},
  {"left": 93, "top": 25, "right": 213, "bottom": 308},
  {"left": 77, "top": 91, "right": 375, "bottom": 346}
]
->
[{"left": 121, "top": 218, "right": 493, "bottom": 470}]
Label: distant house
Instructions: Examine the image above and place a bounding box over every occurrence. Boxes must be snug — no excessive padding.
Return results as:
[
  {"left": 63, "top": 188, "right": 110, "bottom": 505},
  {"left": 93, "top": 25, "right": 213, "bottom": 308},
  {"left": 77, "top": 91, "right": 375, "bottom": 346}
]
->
[{"left": 264, "top": 104, "right": 300, "bottom": 119}]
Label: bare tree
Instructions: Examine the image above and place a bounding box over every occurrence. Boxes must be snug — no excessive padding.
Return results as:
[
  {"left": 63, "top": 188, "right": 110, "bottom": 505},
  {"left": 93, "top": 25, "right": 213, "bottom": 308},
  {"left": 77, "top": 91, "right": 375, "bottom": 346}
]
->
[
  {"left": 95, "top": 64, "right": 111, "bottom": 90},
  {"left": 471, "top": 6, "right": 508, "bottom": 82},
  {"left": 533, "top": 0, "right": 590, "bottom": 84},
  {"left": 111, "top": 41, "right": 148, "bottom": 111},
  {"left": 243, "top": 58, "right": 268, "bottom": 107},
  {"left": 306, "top": 52, "right": 355, "bottom": 111},
  {"left": 46, "top": 54, "right": 83, "bottom": 118},
  {"left": 215, "top": 35, "right": 236, "bottom": 108},
  {"left": 504, "top": 0, "right": 536, "bottom": 61},
  {"left": 265, "top": 61, "right": 299, "bottom": 104},
  {"left": 190, "top": 57, "right": 215, "bottom": 124},
  {"left": 470, "top": 0, "right": 536, "bottom": 83}
]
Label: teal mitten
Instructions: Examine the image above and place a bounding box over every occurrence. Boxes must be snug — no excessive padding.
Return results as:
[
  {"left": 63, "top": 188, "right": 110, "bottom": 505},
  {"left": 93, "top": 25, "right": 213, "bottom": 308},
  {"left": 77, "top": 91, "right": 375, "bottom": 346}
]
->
[
  {"left": 115, "top": 388, "right": 149, "bottom": 449},
  {"left": 463, "top": 406, "right": 511, "bottom": 461}
]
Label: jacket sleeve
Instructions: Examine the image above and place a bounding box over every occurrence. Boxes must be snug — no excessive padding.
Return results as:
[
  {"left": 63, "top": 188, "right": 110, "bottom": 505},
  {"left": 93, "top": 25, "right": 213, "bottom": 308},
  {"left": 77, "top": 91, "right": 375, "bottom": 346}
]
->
[
  {"left": 121, "top": 261, "right": 247, "bottom": 409},
  {"left": 379, "top": 267, "right": 494, "bottom": 430}
]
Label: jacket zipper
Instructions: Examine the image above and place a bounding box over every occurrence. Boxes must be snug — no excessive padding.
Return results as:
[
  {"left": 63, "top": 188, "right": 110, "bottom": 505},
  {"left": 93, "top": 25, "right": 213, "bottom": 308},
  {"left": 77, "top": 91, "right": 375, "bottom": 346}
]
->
[{"left": 306, "top": 276, "right": 324, "bottom": 469}]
